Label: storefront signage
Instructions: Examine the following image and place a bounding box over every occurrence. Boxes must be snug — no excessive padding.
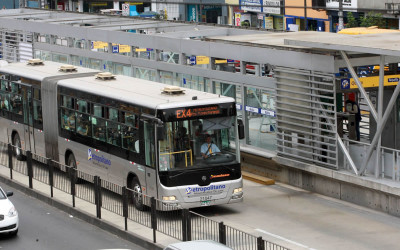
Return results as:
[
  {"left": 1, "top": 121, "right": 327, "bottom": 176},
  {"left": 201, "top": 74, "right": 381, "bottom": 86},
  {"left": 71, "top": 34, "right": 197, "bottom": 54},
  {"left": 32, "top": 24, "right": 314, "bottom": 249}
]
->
[
  {"left": 264, "top": 16, "right": 273, "bottom": 29},
  {"left": 235, "top": 13, "right": 241, "bottom": 26},
  {"left": 326, "top": 0, "right": 357, "bottom": 10},
  {"left": 240, "top": 0, "right": 262, "bottom": 13},
  {"left": 262, "top": 0, "right": 281, "bottom": 14}
]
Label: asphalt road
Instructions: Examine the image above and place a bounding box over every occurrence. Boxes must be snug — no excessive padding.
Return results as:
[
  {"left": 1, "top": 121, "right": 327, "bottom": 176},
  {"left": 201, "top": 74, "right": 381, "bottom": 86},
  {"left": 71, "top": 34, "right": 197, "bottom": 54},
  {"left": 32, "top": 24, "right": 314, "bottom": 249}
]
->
[{"left": 0, "top": 180, "right": 147, "bottom": 250}]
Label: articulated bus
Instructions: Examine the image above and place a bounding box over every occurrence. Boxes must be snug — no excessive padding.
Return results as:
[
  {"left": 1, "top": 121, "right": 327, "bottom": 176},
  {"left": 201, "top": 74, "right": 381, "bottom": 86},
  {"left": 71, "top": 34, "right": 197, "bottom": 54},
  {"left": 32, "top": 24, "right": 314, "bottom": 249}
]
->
[{"left": 0, "top": 60, "right": 244, "bottom": 209}]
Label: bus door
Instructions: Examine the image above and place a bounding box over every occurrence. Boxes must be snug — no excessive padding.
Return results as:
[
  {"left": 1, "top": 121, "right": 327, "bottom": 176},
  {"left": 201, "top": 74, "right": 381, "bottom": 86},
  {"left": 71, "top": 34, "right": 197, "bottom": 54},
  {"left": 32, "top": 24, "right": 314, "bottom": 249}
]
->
[
  {"left": 21, "top": 84, "right": 34, "bottom": 153},
  {"left": 142, "top": 120, "right": 157, "bottom": 198}
]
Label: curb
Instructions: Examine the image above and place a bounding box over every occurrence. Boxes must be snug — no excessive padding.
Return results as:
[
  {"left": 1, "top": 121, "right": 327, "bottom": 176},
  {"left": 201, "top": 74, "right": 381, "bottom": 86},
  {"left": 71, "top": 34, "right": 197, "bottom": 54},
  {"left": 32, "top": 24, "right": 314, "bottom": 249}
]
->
[
  {"left": 0, "top": 174, "right": 164, "bottom": 250},
  {"left": 242, "top": 171, "right": 275, "bottom": 185}
]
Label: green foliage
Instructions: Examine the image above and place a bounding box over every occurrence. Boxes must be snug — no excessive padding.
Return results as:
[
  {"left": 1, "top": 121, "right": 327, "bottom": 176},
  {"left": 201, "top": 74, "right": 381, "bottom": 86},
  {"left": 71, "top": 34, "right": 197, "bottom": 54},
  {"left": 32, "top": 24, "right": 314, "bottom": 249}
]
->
[
  {"left": 360, "top": 12, "right": 385, "bottom": 28},
  {"left": 346, "top": 12, "right": 358, "bottom": 28}
]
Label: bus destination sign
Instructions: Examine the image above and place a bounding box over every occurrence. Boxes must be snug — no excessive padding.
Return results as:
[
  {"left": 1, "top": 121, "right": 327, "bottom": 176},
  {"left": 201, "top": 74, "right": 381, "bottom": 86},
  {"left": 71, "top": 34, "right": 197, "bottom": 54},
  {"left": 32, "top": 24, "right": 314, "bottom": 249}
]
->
[
  {"left": 159, "top": 103, "right": 236, "bottom": 122},
  {"left": 176, "top": 106, "right": 220, "bottom": 119}
]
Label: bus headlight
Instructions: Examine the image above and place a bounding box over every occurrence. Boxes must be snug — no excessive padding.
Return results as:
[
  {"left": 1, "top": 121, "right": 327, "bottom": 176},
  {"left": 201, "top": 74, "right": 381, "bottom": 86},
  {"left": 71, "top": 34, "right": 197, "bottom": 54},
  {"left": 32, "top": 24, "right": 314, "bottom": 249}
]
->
[
  {"left": 162, "top": 195, "right": 176, "bottom": 201},
  {"left": 232, "top": 187, "right": 243, "bottom": 199}
]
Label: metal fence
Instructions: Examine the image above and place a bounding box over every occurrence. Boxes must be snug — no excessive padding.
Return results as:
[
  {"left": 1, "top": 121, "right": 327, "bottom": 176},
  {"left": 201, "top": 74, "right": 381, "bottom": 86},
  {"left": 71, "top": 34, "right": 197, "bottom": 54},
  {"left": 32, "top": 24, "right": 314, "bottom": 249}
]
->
[{"left": 0, "top": 142, "right": 289, "bottom": 250}]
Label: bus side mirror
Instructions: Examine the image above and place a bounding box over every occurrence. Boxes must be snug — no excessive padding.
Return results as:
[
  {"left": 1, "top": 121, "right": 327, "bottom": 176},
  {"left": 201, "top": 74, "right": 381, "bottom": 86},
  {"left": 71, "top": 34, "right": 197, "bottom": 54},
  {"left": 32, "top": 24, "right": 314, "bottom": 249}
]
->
[
  {"left": 238, "top": 119, "right": 245, "bottom": 139},
  {"left": 157, "top": 123, "right": 165, "bottom": 141}
]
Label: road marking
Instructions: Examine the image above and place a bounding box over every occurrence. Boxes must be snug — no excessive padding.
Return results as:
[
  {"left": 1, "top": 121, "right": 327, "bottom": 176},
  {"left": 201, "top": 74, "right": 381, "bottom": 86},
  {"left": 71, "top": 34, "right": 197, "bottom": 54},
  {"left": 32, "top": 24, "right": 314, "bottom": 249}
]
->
[{"left": 255, "top": 228, "right": 317, "bottom": 250}]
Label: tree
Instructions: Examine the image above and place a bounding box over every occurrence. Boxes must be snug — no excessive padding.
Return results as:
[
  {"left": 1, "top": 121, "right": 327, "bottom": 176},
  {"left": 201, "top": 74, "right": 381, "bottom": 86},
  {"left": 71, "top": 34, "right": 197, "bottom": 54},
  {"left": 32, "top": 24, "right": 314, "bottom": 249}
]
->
[
  {"left": 360, "top": 12, "right": 385, "bottom": 28},
  {"left": 346, "top": 12, "right": 358, "bottom": 28}
]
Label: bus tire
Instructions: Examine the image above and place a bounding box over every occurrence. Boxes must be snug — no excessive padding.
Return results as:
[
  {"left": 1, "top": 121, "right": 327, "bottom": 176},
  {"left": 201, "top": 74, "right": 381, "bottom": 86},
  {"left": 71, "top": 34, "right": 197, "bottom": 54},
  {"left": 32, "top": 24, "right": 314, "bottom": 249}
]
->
[
  {"left": 12, "top": 133, "right": 24, "bottom": 161},
  {"left": 131, "top": 177, "right": 144, "bottom": 211},
  {"left": 67, "top": 153, "right": 83, "bottom": 184}
]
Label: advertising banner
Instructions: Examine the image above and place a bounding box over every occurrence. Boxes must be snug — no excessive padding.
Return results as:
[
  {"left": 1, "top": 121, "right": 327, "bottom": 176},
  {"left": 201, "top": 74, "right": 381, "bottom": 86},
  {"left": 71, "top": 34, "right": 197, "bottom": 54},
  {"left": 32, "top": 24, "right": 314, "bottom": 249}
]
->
[
  {"left": 240, "top": 0, "right": 262, "bottom": 13},
  {"left": 262, "top": 0, "right": 281, "bottom": 14}
]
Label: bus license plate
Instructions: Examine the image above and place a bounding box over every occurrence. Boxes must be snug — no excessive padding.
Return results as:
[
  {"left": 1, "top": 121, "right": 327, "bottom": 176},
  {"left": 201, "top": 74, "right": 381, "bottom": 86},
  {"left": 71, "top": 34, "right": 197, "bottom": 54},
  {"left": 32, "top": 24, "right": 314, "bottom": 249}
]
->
[
  {"left": 200, "top": 196, "right": 212, "bottom": 202},
  {"left": 201, "top": 201, "right": 211, "bottom": 206}
]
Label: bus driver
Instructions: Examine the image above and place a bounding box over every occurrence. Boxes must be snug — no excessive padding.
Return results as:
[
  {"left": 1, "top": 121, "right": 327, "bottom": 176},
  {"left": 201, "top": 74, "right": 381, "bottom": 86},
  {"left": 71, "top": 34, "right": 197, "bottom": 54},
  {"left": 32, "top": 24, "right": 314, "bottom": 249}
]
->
[{"left": 201, "top": 134, "right": 220, "bottom": 159}]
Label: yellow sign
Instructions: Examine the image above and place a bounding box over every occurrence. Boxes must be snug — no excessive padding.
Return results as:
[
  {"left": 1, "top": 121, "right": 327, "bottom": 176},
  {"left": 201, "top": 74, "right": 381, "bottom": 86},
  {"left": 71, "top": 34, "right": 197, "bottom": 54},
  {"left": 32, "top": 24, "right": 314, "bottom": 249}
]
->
[
  {"left": 196, "top": 56, "right": 209, "bottom": 65},
  {"left": 350, "top": 75, "right": 400, "bottom": 89},
  {"left": 135, "top": 48, "right": 147, "bottom": 52},
  {"left": 215, "top": 59, "right": 227, "bottom": 64},
  {"left": 92, "top": 41, "right": 108, "bottom": 49}
]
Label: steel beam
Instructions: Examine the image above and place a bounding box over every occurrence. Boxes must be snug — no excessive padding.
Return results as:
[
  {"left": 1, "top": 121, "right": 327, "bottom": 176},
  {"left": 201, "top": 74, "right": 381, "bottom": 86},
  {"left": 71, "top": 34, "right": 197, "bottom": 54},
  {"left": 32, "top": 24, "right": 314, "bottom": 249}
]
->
[
  {"left": 337, "top": 136, "right": 358, "bottom": 175},
  {"left": 340, "top": 51, "right": 378, "bottom": 121},
  {"left": 376, "top": 55, "right": 384, "bottom": 177}
]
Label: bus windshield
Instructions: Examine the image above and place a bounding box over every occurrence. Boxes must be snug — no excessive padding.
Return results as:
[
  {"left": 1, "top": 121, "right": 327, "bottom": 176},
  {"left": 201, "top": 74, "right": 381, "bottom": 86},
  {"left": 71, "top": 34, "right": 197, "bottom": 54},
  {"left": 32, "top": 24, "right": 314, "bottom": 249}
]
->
[{"left": 158, "top": 116, "right": 237, "bottom": 171}]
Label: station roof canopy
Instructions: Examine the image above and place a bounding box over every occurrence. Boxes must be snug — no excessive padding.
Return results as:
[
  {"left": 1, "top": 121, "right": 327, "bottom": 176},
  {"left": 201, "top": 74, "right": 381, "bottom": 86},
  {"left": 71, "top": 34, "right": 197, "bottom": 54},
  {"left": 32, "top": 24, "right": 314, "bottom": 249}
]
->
[{"left": 0, "top": 8, "right": 399, "bottom": 62}]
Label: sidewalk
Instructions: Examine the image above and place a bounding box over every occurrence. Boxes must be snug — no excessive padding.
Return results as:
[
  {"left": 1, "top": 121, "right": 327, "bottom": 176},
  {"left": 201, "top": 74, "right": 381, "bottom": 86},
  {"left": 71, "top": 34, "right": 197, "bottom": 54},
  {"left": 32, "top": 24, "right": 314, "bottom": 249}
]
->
[{"left": 0, "top": 165, "right": 178, "bottom": 250}]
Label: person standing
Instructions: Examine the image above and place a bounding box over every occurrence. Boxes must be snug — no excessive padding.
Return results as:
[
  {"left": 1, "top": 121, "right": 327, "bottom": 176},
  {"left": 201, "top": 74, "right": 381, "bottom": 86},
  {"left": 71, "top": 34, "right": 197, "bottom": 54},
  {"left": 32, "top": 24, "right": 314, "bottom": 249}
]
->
[{"left": 345, "top": 99, "right": 361, "bottom": 141}]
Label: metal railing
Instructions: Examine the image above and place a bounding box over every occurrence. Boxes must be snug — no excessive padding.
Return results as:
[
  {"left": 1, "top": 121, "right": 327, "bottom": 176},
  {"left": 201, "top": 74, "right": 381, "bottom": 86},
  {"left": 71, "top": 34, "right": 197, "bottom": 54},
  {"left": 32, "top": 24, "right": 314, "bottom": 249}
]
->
[{"left": 0, "top": 142, "right": 289, "bottom": 250}]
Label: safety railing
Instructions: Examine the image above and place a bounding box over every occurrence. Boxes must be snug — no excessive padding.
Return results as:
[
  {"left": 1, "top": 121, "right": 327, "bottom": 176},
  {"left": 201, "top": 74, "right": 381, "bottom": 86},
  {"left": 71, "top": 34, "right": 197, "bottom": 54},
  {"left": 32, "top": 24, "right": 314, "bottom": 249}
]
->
[{"left": 0, "top": 142, "right": 289, "bottom": 250}]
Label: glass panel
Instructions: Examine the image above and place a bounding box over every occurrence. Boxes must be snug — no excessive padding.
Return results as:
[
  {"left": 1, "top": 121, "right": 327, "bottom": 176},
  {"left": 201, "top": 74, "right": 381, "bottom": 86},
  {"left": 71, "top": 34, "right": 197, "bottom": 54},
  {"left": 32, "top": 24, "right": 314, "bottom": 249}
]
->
[
  {"left": 1, "top": 78, "right": 8, "bottom": 91},
  {"left": 121, "top": 125, "right": 139, "bottom": 152},
  {"left": 144, "top": 121, "right": 155, "bottom": 168},
  {"left": 61, "top": 109, "right": 76, "bottom": 132},
  {"left": 93, "top": 104, "right": 104, "bottom": 117},
  {"left": 76, "top": 113, "right": 91, "bottom": 136},
  {"left": 77, "top": 100, "right": 88, "bottom": 113},
  {"left": 33, "top": 99, "right": 42, "bottom": 124},
  {"left": 245, "top": 87, "right": 276, "bottom": 151},
  {"left": 10, "top": 94, "right": 22, "bottom": 115},
  {"left": 106, "top": 121, "right": 121, "bottom": 146},
  {"left": 62, "top": 96, "right": 74, "bottom": 109},
  {"left": 123, "top": 112, "right": 137, "bottom": 127},
  {"left": 158, "top": 117, "right": 237, "bottom": 171},
  {"left": 92, "top": 117, "right": 106, "bottom": 142},
  {"left": 109, "top": 108, "right": 118, "bottom": 122},
  {"left": 0, "top": 92, "right": 10, "bottom": 112}
]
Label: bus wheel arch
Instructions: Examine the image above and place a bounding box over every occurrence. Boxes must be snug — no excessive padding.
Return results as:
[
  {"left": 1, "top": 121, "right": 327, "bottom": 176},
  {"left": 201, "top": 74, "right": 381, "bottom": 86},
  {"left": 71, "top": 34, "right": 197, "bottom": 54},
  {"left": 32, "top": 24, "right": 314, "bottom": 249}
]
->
[
  {"left": 65, "top": 150, "right": 76, "bottom": 168},
  {"left": 127, "top": 172, "right": 144, "bottom": 211},
  {"left": 11, "top": 131, "right": 24, "bottom": 161}
]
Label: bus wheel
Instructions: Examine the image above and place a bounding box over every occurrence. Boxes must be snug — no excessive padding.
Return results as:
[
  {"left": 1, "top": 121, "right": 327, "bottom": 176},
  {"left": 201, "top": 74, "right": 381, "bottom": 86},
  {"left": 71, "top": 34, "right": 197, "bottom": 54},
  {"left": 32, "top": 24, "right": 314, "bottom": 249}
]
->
[
  {"left": 12, "top": 133, "right": 24, "bottom": 161},
  {"left": 67, "top": 153, "right": 82, "bottom": 183},
  {"left": 132, "top": 178, "right": 144, "bottom": 211}
]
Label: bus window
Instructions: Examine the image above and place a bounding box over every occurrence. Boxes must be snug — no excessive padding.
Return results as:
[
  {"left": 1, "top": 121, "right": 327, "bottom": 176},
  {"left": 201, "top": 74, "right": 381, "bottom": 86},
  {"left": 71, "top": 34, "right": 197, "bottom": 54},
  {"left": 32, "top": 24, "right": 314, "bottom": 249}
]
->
[
  {"left": 93, "top": 104, "right": 105, "bottom": 117},
  {"left": 0, "top": 92, "right": 10, "bottom": 111},
  {"left": 107, "top": 121, "right": 121, "bottom": 146},
  {"left": 92, "top": 117, "right": 106, "bottom": 142},
  {"left": 122, "top": 111, "right": 137, "bottom": 127},
  {"left": 76, "top": 113, "right": 91, "bottom": 136},
  {"left": 108, "top": 108, "right": 118, "bottom": 122},
  {"left": 33, "top": 99, "right": 42, "bottom": 124},
  {"left": 10, "top": 82, "right": 20, "bottom": 94},
  {"left": 61, "top": 109, "right": 76, "bottom": 131},
  {"left": 121, "top": 125, "right": 139, "bottom": 152},
  {"left": 62, "top": 96, "right": 75, "bottom": 109},
  {"left": 0, "top": 77, "right": 8, "bottom": 91},
  {"left": 10, "top": 94, "right": 22, "bottom": 115},
  {"left": 77, "top": 99, "right": 89, "bottom": 113}
]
